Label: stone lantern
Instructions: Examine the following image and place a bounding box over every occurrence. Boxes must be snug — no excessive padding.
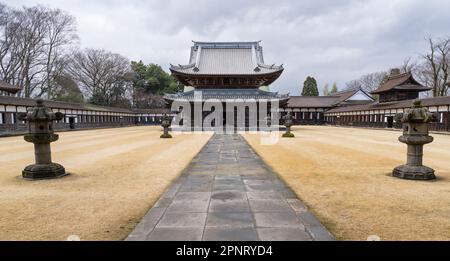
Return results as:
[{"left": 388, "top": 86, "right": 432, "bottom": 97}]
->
[
  {"left": 282, "top": 112, "right": 294, "bottom": 138},
  {"left": 160, "top": 114, "right": 172, "bottom": 138},
  {"left": 17, "top": 99, "right": 67, "bottom": 180},
  {"left": 265, "top": 114, "right": 272, "bottom": 130},
  {"left": 393, "top": 100, "right": 438, "bottom": 180}
]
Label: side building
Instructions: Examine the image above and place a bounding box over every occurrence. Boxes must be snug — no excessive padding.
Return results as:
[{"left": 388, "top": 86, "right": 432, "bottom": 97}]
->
[
  {"left": 2, "top": 67, "right": 450, "bottom": 134},
  {"left": 0, "top": 80, "right": 22, "bottom": 97},
  {"left": 0, "top": 88, "right": 171, "bottom": 135},
  {"left": 285, "top": 88, "right": 374, "bottom": 125},
  {"left": 324, "top": 69, "right": 450, "bottom": 131}
]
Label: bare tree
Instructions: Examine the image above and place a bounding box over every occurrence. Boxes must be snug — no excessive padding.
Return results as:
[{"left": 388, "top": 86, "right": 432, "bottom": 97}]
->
[
  {"left": 6, "top": 6, "right": 48, "bottom": 97},
  {"left": 400, "top": 57, "right": 416, "bottom": 73},
  {"left": 65, "top": 48, "right": 132, "bottom": 107},
  {"left": 0, "top": 4, "right": 77, "bottom": 98},
  {"left": 322, "top": 83, "right": 329, "bottom": 96},
  {"left": 418, "top": 37, "right": 450, "bottom": 97},
  {"left": 345, "top": 79, "right": 360, "bottom": 90},
  {"left": 133, "top": 90, "right": 167, "bottom": 109},
  {"left": 40, "top": 8, "right": 78, "bottom": 99},
  {"left": 436, "top": 38, "right": 450, "bottom": 96},
  {"left": 359, "top": 71, "right": 387, "bottom": 93},
  {"left": 345, "top": 71, "right": 387, "bottom": 93}
]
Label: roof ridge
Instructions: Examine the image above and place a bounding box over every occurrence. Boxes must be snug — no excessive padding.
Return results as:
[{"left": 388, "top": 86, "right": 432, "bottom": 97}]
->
[
  {"left": 193, "top": 41, "right": 261, "bottom": 45},
  {"left": 258, "top": 63, "right": 283, "bottom": 70},
  {"left": 0, "top": 95, "right": 133, "bottom": 112},
  {"left": 421, "top": 95, "right": 448, "bottom": 100},
  {"left": 289, "top": 95, "right": 340, "bottom": 98},
  {"left": 333, "top": 88, "right": 359, "bottom": 95},
  {"left": 386, "top": 71, "right": 410, "bottom": 80},
  {"left": 170, "top": 63, "right": 195, "bottom": 69},
  {"left": 0, "top": 80, "right": 22, "bottom": 91}
]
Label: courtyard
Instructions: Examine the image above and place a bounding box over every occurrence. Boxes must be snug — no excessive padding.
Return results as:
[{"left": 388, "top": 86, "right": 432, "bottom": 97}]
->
[
  {"left": 1, "top": 125, "right": 449, "bottom": 241},
  {"left": 0, "top": 126, "right": 212, "bottom": 240},
  {"left": 243, "top": 126, "right": 450, "bottom": 240}
]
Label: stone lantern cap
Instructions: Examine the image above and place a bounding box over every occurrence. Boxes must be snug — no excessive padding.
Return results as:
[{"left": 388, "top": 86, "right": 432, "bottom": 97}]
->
[
  {"left": 17, "top": 99, "right": 64, "bottom": 123},
  {"left": 161, "top": 114, "right": 172, "bottom": 127},
  {"left": 283, "top": 112, "right": 293, "bottom": 127},
  {"left": 396, "top": 100, "right": 437, "bottom": 124},
  {"left": 17, "top": 99, "right": 64, "bottom": 144}
]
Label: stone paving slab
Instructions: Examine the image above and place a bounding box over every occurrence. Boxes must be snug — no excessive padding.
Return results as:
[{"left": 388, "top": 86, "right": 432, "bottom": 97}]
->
[{"left": 126, "top": 134, "right": 335, "bottom": 241}]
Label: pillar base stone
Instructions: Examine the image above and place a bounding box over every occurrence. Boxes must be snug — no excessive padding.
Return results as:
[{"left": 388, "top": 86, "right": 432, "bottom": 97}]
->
[
  {"left": 392, "top": 165, "right": 436, "bottom": 180},
  {"left": 282, "top": 133, "right": 295, "bottom": 138},
  {"left": 160, "top": 134, "right": 172, "bottom": 138},
  {"left": 22, "top": 163, "right": 68, "bottom": 180}
]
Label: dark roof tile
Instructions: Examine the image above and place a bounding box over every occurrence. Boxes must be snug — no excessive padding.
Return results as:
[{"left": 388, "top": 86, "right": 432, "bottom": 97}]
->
[
  {"left": 287, "top": 96, "right": 339, "bottom": 108},
  {"left": 0, "top": 96, "right": 133, "bottom": 113},
  {"left": 326, "top": 96, "right": 450, "bottom": 113},
  {"left": 371, "top": 72, "right": 431, "bottom": 94},
  {"left": 0, "top": 81, "right": 22, "bottom": 93},
  {"left": 165, "top": 88, "right": 288, "bottom": 101},
  {"left": 287, "top": 88, "right": 373, "bottom": 108}
]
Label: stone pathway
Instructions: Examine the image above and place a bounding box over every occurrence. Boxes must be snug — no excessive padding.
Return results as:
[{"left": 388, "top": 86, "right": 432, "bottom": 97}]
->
[{"left": 126, "top": 134, "right": 334, "bottom": 241}]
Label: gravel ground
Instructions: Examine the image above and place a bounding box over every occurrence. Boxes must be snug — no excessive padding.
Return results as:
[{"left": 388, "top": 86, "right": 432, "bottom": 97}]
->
[
  {"left": 0, "top": 126, "right": 212, "bottom": 240},
  {"left": 242, "top": 126, "right": 450, "bottom": 240}
]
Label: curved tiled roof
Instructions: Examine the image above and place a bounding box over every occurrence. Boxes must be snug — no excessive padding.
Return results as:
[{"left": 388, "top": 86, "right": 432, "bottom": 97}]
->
[
  {"left": 325, "top": 96, "right": 450, "bottom": 114},
  {"left": 0, "top": 95, "right": 173, "bottom": 115},
  {"left": 0, "top": 81, "right": 22, "bottom": 93},
  {"left": 287, "top": 96, "right": 340, "bottom": 108},
  {"left": 164, "top": 88, "right": 288, "bottom": 101},
  {"left": 371, "top": 72, "right": 430, "bottom": 94},
  {"left": 0, "top": 96, "right": 133, "bottom": 113},
  {"left": 131, "top": 108, "right": 170, "bottom": 114},
  {"left": 170, "top": 41, "right": 283, "bottom": 76},
  {"left": 287, "top": 88, "right": 374, "bottom": 108}
]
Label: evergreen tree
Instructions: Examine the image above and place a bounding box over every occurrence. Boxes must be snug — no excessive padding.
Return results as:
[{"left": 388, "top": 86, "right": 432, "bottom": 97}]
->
[
  {"left": 52, "top": 75, "right": 84, "bottom": 103},
  {"left": 131, "top": 61, "right": 182, "bottom": 95},
  {"left": 301, "top": 76, "right": 319, "bottom": 96}
]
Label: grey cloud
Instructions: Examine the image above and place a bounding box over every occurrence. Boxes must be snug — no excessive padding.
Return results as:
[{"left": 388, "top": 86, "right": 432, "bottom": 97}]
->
[{"left": 8, "top": 0, "right": 450, "bottom": 95}]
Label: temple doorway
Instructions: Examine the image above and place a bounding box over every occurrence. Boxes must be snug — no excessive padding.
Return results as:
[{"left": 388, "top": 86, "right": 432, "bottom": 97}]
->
[
  {"left": 68, "top": 117, "right": 75, "bottom": 129},
  {"left": 387, "top": 116, "right": 394, "bottom": 128}
]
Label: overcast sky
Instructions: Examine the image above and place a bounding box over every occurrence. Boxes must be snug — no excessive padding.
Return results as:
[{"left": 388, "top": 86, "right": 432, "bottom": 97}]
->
[{"left": 7, "top": 0, "right": 450, "bottom": 95}]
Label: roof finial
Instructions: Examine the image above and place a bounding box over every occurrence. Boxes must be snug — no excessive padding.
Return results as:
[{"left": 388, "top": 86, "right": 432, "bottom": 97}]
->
[
  {"left": 413, "top": 99, "right": 422, "bottom": 108},
  {"left": 390, "top": 68, "right": 401, "bottom": 76}
]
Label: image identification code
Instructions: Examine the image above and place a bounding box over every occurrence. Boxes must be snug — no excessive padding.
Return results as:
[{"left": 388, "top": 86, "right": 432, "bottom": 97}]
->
[{"left": 176, "top": 245, "right": 273, "bottom": 258}]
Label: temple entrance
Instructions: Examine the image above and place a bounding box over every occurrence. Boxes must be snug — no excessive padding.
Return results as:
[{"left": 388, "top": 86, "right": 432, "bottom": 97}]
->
[
  {"left": 387, "top": 116, "right": 394, "bottom": 128},
  {"left": 68, "top": 117, "right": 75, "bottom": 129},
  {"left": 176, "top": 102, "right": 279, "bottom": 132},
  {"left": 165, "top": 41, "right": 288, "bottom": 130}
]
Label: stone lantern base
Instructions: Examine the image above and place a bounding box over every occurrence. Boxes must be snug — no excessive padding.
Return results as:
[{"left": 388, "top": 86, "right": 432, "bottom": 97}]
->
[
  {"left": 282, "top": 132, "right": 295, "bottom": 138},
  {"left": 22, "top": 163, "right": 67, "bottom": 180},
  {"left": 160, "top": 133, "right": 172, "bottom": 138},
  {"left": 392, "top": 165, "right": 436, "bottom": 180}
]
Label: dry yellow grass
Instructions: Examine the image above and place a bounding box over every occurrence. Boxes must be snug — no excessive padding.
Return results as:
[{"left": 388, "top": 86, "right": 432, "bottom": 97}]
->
[
  {"left": 242, "top": 126, "right": 450, "bottom": 241},
  {"left": 0, "top": 126, "right": 212, "bottom": 241}
]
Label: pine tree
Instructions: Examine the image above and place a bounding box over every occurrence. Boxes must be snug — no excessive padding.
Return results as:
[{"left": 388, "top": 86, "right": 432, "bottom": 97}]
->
[{"left": 301, "top": 76, "right": 319, "bottom": 96}]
